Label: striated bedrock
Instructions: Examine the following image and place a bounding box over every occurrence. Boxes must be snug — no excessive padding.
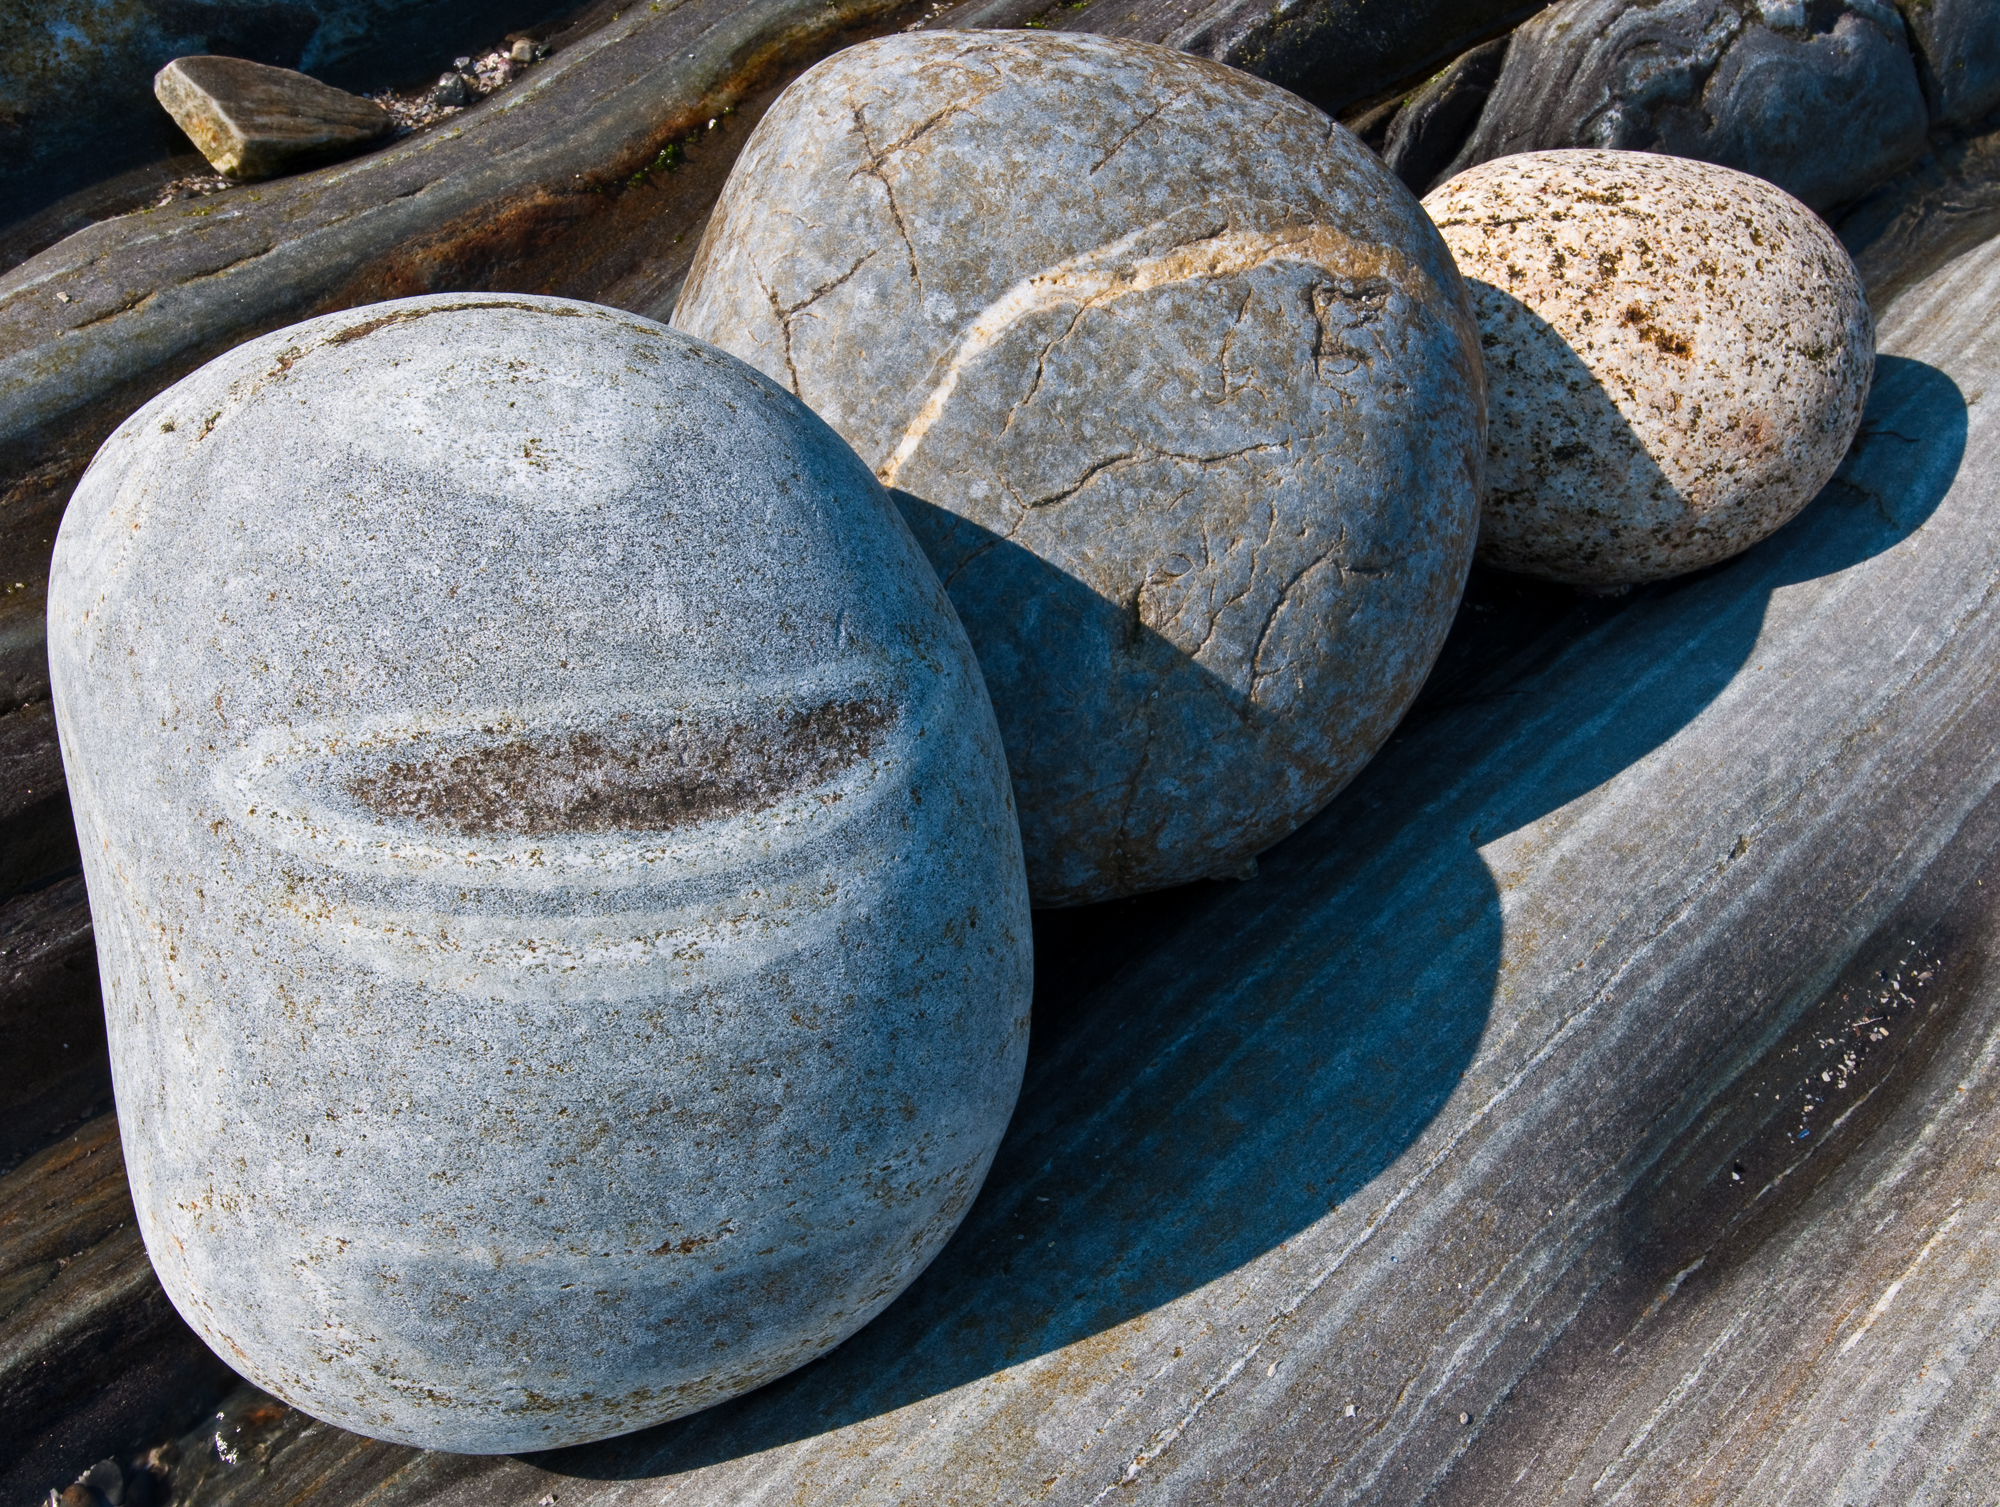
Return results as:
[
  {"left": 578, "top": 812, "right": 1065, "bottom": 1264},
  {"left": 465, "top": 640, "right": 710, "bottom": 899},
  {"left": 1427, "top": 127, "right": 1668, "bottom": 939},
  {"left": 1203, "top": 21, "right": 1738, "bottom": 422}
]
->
[
  {"left": 674, "top": 32, "right": 1484, "bottom": 907},
  {"left": 1445, "top": 0, "right": 1931, "bottom": 215},
  {"left": 1426, "top": 151, "right": 1873, "bottom": 586},
  {"left": 45, "top": 294, "right": 1032, "bottom": 1453}
]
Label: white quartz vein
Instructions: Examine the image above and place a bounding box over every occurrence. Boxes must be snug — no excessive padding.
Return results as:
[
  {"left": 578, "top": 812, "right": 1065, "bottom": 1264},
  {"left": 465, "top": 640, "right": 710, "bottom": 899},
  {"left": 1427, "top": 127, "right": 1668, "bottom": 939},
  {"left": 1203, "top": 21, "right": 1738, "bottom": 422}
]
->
[{"left": 876, "top": 218, "right": 1385, "bottom": 487}]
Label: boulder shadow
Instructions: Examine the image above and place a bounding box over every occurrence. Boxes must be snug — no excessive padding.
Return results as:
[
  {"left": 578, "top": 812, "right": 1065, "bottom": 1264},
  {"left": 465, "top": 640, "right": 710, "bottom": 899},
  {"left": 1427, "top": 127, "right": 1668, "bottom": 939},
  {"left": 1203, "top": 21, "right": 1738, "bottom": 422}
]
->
[{"left": 525, "top": 350, "right": 1963, "bottom": 1481}]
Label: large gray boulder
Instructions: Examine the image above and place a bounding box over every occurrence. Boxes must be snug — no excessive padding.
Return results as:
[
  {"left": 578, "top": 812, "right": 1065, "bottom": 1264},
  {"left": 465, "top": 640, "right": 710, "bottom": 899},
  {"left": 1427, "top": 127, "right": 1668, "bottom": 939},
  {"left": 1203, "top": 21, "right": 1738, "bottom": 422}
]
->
[
  {"left": 674, "top": 32, "right": 1485, "bottom": 906},
  {"left": 1448, "top": 0, "right": 1931, "bottom": 214},
  {"left": 46, "top": 293, "right": 1032, "bottom": 1453}
]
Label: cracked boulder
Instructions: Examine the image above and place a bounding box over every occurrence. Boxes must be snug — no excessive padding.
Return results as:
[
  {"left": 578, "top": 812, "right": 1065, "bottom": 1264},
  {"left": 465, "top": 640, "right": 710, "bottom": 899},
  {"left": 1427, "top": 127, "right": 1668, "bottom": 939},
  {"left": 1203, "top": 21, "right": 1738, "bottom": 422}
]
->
[
  {"left": 1425, "top": 150, "right": 1873, "bottom": 585},
  {"left": 1444, "top": 0, "right": 1930, "bottom": 215},
  {"left": 674, "top": 32, "right": 1484, "bottom": 906},
  {"left": 46, "top": 293, "right": 1032, "bottom": 1452},
  {"left": 154, "top": 55, "right": 392, "bottom": 180}
]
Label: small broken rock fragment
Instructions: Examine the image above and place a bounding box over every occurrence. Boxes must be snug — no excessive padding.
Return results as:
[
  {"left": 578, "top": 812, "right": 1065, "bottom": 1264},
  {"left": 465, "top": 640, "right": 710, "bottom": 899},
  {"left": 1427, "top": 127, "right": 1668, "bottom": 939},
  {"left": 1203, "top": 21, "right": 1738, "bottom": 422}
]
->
[
  {"left": 1424, "top": 150, "right": 1873, "bottom": 586},
  {"left": 153, "top": 55, "right": 392, "bottom": 180},
  {"left": 676, "top": 32, "right": 1484, "bottom": 906}
]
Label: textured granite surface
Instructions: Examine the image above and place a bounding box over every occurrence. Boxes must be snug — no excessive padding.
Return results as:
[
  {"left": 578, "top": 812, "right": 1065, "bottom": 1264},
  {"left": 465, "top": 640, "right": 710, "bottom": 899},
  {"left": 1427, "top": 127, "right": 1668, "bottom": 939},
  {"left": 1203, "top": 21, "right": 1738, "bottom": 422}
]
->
[{"left": 1427, "top": 150, "right": 1873, "bottom": 584}]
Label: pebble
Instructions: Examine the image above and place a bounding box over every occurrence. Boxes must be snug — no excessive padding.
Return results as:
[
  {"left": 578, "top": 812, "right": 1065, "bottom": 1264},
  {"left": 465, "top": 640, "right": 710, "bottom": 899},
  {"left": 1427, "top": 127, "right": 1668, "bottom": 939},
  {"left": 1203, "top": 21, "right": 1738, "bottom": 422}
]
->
[
  {"left": 1424, "top": 150, "right": 1872, "bottom": 586},
  {"left": 152, "top": 55, "right": 393, "bottom": 181},
  {"left": 431, "top": 70, "right": 471, "bottom": 108},
  {"left": 48, "top": 293, "right": 1033, "bottom": 1452},
  {"left": 675, "top": 32, "right": 1485, "bottom": 905},
  {"left": 511, "top": 38, "right": 536, "bottom": 64}
]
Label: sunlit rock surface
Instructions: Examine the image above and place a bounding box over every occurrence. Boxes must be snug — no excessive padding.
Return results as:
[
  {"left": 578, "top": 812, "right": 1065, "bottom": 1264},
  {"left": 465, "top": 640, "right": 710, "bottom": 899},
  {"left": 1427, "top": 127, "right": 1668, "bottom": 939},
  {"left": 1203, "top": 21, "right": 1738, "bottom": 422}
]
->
[
  {"left": 1426, "top": 149, "right": 1873, "bottom": 585},
  {"left": 45, "top": 293, "right": 1032, "bottom": 1454},
  {"left": 676, "top": 31, "right": 1485, "bottom": 905},
  {"left": 154, "top": 56, "right": 391, "bottom": 179}
]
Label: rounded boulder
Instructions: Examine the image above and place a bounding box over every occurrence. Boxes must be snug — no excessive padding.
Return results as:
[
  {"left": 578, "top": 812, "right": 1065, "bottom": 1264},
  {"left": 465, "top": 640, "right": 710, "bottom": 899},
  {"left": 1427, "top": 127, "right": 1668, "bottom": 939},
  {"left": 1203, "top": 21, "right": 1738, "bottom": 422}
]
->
[
  {"left": 47, "top": 294, "right": 1033, "bottom": 1453},
  {"left": 1423, "top": 149, "right": 1874, "bottom": 585},
  {"left": 673, "top": 32, "right": 1485, "bottom": 907}
]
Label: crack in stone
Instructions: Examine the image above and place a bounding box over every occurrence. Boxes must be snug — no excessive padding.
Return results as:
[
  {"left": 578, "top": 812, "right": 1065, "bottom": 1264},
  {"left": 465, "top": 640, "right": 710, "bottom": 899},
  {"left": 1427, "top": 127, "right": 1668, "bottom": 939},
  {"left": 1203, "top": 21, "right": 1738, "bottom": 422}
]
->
[
  {"left": 1310, "top": 277, "right": 1392, "bottom": 381},
  {"left": 753, "top": 263, "right": 803, "bottom": 396},
  {"left": 1026, "top": 450, "right": 1138, "bottom": 508},
  {"left": 878, "top": 216, "right": 1399, "bottom": 487},
  {"left": 1089, "top": 97, "right": 1173, "bottom": 175},
  {"left": 769, "top": 247, "right": 883, "bottom": 395},
  {"left": 1000, "top": 303, "right": 1090, "bottom": 438},
  {"left": 849, "top": 104, "right": 927, "bottom": 301},
  {"left": 1024, "top": 440, "right": 1286, "bottom": 509},
  {"left": 1210, "top": 289, "right": 1257, "bottom": 403}
]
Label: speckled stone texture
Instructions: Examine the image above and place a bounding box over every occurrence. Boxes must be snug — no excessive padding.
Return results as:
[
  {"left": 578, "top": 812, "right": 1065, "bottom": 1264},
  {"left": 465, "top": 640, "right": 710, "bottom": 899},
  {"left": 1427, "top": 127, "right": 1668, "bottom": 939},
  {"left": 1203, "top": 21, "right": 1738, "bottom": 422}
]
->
[
  {"left": 46, "top": 293, "right": 1033, "bottom": 1454},
  {"left": 673, "top": 32, "right": 1484, "bottom": 906},
  {"left": 1425, "top": 150, "right": 1874, "bottom": 586},
  {"left": 1444, "top": 0, "right": 1931, "bottom": 215}
]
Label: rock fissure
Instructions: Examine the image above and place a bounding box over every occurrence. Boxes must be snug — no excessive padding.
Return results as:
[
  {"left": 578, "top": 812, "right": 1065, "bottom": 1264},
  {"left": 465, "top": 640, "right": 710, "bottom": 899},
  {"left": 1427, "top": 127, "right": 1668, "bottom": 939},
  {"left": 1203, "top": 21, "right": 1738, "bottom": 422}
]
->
[{"left": 877, "top": 218, "right": 1402, "bottom": 485}]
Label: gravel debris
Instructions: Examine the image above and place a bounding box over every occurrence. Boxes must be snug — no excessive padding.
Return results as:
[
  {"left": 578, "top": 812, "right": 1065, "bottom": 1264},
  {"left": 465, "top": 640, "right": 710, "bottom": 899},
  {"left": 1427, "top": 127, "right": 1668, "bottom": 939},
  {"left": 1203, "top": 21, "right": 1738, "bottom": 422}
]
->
[{"left": 366, "top": 44, "right": 544, "bottom": 135}]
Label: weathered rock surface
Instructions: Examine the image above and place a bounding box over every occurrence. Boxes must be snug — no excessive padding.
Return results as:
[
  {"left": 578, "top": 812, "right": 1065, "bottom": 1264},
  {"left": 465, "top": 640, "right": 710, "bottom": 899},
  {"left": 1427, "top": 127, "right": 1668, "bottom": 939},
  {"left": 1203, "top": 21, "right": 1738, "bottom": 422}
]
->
[
  {"left": 1901, "top": 0, "right": 2000, "bottom": 128},
  {"left": 0, "top": 876, "right": 108, "bottom": 1175},
  {"left": 1, "top": 0, "right": 566, "bottom": 220},
  {"left": 3, "top": 0, "right": 1999, "bottom": 1489},
  {"left": 934, "top": 0, "right": 1547, "bottom": 115},
  {"left": 1842, "top": 116, "right": 2000, "bottom": 309},
  {"left": 1425, "top": 150, "right": 1872, "bottom": 585},
  {"left": 0, "top": 1115, "right": 235, "bottom": 1507},
  {"left": 1448, "top": 0, "right": 1931, "bottom": 214},
  {"left": 47, "top": 293, "right": 1032, "bottom": 1453},
  {"left": 676, "top": 32, "right": 1485, "bottom": 905},
  {"left": 153, "top": 55, "right": 392, "bottom": 180},
  {"left": 1381, "top": 35, "right": 1511, "bottom": 194},
  {"left": 90, "top": 201, "right": 2000, "bottom": 1507}
]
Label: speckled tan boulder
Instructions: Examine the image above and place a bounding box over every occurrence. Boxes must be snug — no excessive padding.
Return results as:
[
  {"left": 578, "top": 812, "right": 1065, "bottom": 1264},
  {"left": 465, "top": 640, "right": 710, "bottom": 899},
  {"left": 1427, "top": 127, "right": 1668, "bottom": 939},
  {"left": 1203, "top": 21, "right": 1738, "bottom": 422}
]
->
[
  {"left": 674, "top": 31, "right": 1485, "bottom": 906},
  {"left": 1424, "top": 149, "right": 1873, "bottom": 586}
]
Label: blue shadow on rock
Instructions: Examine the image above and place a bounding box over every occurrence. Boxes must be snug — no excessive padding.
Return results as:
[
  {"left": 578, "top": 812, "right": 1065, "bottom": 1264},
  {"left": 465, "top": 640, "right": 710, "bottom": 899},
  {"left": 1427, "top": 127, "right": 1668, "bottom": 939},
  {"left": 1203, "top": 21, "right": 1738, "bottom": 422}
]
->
[{"left": 527, "top": 351, "right": 1963, "bottom": 1480}]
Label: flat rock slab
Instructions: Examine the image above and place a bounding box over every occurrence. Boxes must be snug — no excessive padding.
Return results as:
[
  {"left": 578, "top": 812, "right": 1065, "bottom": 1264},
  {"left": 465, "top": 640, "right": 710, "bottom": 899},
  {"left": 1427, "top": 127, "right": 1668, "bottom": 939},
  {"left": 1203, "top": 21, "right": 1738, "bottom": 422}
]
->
[{"left": 153, "top": 55, "right": 392, "bottom": 180}]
